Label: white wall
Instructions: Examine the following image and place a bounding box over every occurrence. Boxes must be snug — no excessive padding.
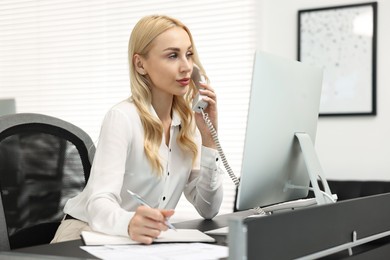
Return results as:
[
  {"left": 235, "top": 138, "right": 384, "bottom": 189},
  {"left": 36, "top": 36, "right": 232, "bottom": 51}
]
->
[{"left": 257, "top": 0, "right": 390, "bottom": 180}]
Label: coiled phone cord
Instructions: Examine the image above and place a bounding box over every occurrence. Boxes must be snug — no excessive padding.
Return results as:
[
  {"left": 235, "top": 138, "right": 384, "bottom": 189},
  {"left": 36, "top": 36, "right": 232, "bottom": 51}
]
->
[{"left": 201, "top": 109, "right": 267, "bottom": 216}]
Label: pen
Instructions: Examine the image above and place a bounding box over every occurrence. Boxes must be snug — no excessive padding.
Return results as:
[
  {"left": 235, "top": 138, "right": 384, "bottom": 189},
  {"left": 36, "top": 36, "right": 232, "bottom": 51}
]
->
[{"left": 127, "top": 189, "right": 177, "bottom": 231}]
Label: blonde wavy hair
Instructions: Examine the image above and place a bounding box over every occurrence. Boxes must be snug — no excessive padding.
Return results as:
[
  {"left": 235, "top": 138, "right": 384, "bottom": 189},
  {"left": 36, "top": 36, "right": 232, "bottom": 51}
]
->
[{"left": 128, "top": 15, "right": 207, "bottom": 175}]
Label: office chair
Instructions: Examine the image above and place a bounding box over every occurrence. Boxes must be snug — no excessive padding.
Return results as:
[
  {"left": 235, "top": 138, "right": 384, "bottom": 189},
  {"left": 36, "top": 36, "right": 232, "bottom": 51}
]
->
[
  {"left": 0, "top": 192, "right": 10, "bottom": 251},
  {"left": 0, "top": 113, "right": 95, "bottom": 249}
]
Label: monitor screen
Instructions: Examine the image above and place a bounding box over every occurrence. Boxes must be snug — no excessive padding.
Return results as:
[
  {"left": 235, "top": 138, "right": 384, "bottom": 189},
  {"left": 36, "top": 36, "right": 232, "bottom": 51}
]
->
[{"left": 235, "top": 51, "right": 323, "bottom": 211}]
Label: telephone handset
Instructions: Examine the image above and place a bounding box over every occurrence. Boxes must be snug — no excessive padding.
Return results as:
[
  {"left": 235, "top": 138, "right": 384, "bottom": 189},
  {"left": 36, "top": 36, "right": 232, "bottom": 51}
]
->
[{"left": 191, "top": 64, "right": 208, "bottom": 113}]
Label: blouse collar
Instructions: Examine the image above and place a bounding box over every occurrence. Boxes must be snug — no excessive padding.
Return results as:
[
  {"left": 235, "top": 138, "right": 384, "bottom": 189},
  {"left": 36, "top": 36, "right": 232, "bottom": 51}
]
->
[{"left": 149, "top": 105, "right": 181, "bottom": 127}]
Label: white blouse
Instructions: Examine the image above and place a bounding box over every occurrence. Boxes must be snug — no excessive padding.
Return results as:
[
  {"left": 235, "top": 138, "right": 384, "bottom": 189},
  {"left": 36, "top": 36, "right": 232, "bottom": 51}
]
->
[{"left": 63, "top": 98, "right": 224, "bottom": 237}]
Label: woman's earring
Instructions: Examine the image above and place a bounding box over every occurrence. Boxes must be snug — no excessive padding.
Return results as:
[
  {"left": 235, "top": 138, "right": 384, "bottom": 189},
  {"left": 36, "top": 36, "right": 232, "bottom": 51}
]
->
[{"left": 138, "top": 67, "right": 146, "bottom": 75}]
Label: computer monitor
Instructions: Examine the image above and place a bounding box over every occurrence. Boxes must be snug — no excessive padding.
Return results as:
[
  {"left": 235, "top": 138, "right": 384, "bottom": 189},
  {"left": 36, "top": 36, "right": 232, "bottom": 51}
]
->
[{"left": 235, "top": 51, "right": 332, "bottom": 211}]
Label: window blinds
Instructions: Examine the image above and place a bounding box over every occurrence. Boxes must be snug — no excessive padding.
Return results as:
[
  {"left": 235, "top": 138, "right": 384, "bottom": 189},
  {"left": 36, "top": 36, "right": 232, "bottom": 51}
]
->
[{"left": 0, "top": 0, "right": 256, "bottom": 220}]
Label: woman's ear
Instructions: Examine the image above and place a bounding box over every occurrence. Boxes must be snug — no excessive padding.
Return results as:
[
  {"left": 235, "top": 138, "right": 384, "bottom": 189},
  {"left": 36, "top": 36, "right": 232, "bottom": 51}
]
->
[{"left": 133, "top": 54, "right": 147, "bottom": 75}]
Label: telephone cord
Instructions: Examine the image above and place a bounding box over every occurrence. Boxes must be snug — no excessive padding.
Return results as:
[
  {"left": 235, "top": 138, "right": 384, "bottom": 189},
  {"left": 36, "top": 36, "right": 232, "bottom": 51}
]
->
[{"left": 200, "top": 110, "right": 267, "bottom": 216}]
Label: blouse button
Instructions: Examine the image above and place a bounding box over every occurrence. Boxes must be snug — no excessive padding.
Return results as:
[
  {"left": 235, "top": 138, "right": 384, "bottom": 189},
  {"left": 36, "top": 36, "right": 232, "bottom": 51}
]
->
[
  {"left": 163, "top": 196, "right": 166, "bottom": 201},
  {"left": 216, "top": 157, "right": 219, "bottom": 161},
  {"left": 167, "top": 172, "right": 170, "bottom": 176}
]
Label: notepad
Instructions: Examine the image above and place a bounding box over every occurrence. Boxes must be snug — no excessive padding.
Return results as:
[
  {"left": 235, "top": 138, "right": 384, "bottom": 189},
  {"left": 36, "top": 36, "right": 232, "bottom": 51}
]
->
[{"left": 81, "top": 229, "right": 215, "bottom": 246}]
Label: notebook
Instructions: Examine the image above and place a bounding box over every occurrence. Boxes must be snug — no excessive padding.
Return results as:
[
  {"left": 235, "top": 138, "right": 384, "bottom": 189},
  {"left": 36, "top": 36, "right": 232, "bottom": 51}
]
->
[{"left": 81, "top": 229, "right": 215, "bottom": 246}]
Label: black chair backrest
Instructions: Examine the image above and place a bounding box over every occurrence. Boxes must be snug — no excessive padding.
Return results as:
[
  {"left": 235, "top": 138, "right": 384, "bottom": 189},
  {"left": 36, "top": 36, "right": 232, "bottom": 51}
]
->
[
  {"left": 0, "top": 113, "right": 95, "bottom": 249},
  {"left": 0, "top": 192, "right": 10, "bottom": 251}
]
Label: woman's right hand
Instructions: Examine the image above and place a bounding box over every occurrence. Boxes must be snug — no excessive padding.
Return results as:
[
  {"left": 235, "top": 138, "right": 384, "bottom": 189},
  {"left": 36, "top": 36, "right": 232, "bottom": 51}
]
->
[{"left": 128, "top": 206, "right": 175, "bottom": 244}]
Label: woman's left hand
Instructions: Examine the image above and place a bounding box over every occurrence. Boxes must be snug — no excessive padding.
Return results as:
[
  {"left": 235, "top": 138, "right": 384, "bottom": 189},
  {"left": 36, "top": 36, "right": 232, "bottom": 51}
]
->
[{"left": 194, "top": 82, "right": 218, "bottom": 149}]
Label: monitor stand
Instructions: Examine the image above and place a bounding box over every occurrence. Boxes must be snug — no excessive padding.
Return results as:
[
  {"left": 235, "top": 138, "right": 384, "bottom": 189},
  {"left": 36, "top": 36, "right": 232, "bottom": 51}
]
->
[
  {"left": 295, "top": 132, "right": 335, "bottom": 205},
  {"left": 250, "top": 132, "right": 337, "bottom": 215}
]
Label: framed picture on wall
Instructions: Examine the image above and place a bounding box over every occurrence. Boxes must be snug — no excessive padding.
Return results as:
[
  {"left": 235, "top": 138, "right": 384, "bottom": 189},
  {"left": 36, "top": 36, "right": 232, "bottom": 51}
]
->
[{"left": 298, "top": 2, "right": 377, "bottom": 116}]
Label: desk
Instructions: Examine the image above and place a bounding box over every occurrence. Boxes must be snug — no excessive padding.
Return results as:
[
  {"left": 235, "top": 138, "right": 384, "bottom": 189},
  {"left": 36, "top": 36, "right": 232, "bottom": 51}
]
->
[
  {"left": 228, "top": 193, "right": 390, "bottom": 259},
  {"left": 11, "top": 210, "right": 255, "bottom": 259},
  {"left": 8, "top": 193, "right": 390, "bottom": 259}
]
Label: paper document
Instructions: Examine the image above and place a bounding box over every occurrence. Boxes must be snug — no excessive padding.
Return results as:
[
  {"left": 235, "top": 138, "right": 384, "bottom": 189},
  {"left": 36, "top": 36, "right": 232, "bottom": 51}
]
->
[
  {"left": 81, "top": 243, "right": 228, "bottom": 260},
  {"left": 81, "top": 229, "right": 215, "bottom": 246},
  {"left": 204, "top": 226, "right": 229, "bottom": 235}
]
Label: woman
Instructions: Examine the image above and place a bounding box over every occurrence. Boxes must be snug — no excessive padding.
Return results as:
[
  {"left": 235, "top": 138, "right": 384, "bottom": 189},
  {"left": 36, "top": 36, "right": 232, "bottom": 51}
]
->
[{"left": 51, "top": 15, "right": 224, "bottom": 244}]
